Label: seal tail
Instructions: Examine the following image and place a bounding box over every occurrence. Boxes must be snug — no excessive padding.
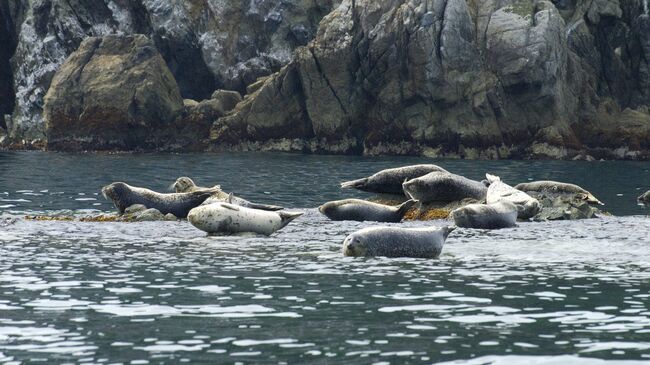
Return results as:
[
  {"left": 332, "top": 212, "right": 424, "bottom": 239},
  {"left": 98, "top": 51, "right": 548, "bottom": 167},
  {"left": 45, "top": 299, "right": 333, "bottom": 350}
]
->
[
  {"left": 396, "top": 199, "right": 418, "bottom": 218},
  {"left": 279, "top": 211, "right": 304, "bottom": 228},
  {"left": 340, "top": 178, "right": 368, "bottom": 190}
]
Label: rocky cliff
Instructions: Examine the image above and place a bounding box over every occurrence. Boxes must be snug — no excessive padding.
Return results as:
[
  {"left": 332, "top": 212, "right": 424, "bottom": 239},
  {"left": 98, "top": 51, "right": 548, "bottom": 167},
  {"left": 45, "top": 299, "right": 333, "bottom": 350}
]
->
[
  {"left": 0, "top": 0, "right": 339, "bottom": 142},
  {"left": 2, "top": 0, "right": 650, "bottom": 159},
  {"left": 212, "top": 0, "right": 650, "bottom": 159}
]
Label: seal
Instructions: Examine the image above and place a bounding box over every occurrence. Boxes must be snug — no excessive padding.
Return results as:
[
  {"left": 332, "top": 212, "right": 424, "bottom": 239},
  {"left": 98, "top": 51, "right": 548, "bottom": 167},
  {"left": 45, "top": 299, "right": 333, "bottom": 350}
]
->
[
  {"left": 485, "top": 173, "right": 541, "bottom": 219},
  {"left": 340, "top": 164, "right": 448, "bottom": 195},
  {"left": 172, "top": 177, "right": 284, "bottom": 211},
  {"left": 514, "top": 181, "right": 603, "bottom": 205},
  {"left": 450, "top": 201, "right": 518, "bottom": 229},
  {"left": 187, "top": 202, "right": 303, "bottom": 235},
  {"left": 402, "top": 172, "right": 488, "bottom": 204},
  {"left": 342, "top": 225, "right": 455, "bottom": 259},
  {"left": 102, "top": 182, "right": 218, "bottom": 218},
  {"left": 638, "top": 190, "right": 650, "bottom": 206},
  {"left": 319, "top": 199, "right": 417, "bottom": 222}
]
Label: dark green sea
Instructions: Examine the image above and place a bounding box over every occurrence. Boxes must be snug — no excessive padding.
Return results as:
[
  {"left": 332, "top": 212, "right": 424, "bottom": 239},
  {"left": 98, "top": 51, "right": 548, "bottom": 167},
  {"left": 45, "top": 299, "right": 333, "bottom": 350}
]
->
[{"left": 0, "top": 151, "right": 649, "bottom": 364}]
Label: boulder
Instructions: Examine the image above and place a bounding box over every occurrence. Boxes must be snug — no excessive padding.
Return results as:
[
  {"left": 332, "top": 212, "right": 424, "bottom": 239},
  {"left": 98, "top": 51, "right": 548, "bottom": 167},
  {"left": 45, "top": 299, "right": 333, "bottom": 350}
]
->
[
  {"left": 210, "top": 90, "right": 242, "bottom": 112},
  {"left": 134, "top": 208, "right": 165, "bottom": 222},
  {"left": 533, "top": 195, "right": 602, "bottom": 221},
  {"left": 43, "top": 34, "right": 184, "bottom": 150},
  {"left": 124, "top": 204, "right": 147, "bottom": 215}
]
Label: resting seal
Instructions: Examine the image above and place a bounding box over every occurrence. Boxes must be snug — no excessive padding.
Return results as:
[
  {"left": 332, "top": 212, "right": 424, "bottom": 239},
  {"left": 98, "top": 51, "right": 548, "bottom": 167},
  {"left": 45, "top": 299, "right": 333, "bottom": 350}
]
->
[
  {"left": 485, "top": 174, "right": 541, "bottom": 219},
  {"left": 638, "top": 190, "right": 650, "bottom": 206},
  {"left": 450, "top": 201, "right": 518, "bottom": 229},
  {"left": 319, "top": 199, "right": 417, "bottom": 222},
  {"left": 102, "top": 182, "right": 217, "bottom": 218},
  {"left": 514, "top": 180, "right": 603, "bottom": 205},
  {"left": 340, "top": 164, "right": 447, "bottom": 195},
  {"left": 402, "top": 172, "right": 488, "bottom": 204},
  {"left": 342, "top": 225, "right": 455, "bottom": 259},
  {"left": 172, "top": 177, "right": 283, "bottom": 211},
  {"left": 187, "top": 202, "right": 303, "bottom": 235}
]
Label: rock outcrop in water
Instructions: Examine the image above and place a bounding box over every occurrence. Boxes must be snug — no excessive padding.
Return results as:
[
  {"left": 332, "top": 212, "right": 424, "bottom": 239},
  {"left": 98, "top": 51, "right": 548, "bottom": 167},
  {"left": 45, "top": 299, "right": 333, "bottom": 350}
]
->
[
  {"left": 211, "top": 0, "right": 650, "bottom": 159},
  {"left": 0, "top": 0, "right": 339, "bottom": 142},
  {"left": 1, "top": 0, "right": 650, "bottom": 158},
  {"left": 43, "top": 35, "right": 188, "bottom": 150}
]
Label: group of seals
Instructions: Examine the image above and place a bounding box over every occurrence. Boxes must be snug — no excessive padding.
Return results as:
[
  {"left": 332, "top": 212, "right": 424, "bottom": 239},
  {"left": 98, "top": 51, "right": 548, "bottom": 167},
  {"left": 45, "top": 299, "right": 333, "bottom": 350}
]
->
[
  {"left": 100, "top": 163, "right": 617, "bottom": 259},
  {"left": 102, "top": 178, "right": 301, "bottom": 235}
]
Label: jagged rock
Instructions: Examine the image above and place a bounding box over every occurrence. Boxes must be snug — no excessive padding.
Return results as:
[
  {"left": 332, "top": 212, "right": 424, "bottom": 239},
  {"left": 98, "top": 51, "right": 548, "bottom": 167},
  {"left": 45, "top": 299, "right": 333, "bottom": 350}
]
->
[
  {"left": 134, "top": 208, "right": 165, "bottom": 222},
  {"left": 43, "top": 34, "right": 184, "bottom": 150}
]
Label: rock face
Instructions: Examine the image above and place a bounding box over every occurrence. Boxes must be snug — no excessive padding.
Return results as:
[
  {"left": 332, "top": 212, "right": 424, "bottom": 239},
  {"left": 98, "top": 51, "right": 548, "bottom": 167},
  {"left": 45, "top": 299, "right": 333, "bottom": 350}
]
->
[
  {"left": 2, "top": 0, "right": 340, "bottom": 142},
  {"left": 43, "top": 35, "right": 186, "bottom": 150},
  {"left": 211, "top": 0, "right": 650, "bottom": 159}
]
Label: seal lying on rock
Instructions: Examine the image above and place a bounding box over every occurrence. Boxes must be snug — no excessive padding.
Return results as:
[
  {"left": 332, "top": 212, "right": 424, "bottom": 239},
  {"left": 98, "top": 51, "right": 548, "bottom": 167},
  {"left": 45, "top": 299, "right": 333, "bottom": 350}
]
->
[
  {"left": 485, "top": 174, "right": 541, "bottom": 219},
  {"left": 340, "top": 164, "right": 447, "bottom": 195},
  {"left": 102, "top": 182, "right": 217, "bottom": 218},
  {"left": 450, "top": 201, "right": 518, "bottom": 229},
  {"left": 172, "top": 177, "right": 283, "bottom": 211},
  {"left": 514, "top": 181, "right": 603, "bottom": 205},
  {"left": 342, "top": 225, "right": 455, "bottom": 259},
  {"left": 638, "top": 190, "right": 650, "bottom": 206},
  {"left": 402, "top": 172, "right": 488, "bottom": 204},
  {"left": 319, "top": 199, "right": 417, "bottom": 222},
  {"left": 187, "top": 202, "right": 303, "bottom": 235}
]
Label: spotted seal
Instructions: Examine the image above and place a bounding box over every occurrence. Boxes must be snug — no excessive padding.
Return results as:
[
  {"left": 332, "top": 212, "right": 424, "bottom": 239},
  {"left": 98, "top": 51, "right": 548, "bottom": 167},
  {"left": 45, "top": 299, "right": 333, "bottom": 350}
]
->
[
  {"left": 402, "top": 172, "right": 488, "bottom": 204},
  {"left": 342, "top": 225, "right": 455, "bottom": 259},
  {"left": 172, "top": 177, "right": 283, "bottom": 211},
  {"left": 340, "top": 164, "right": 448, "bottom": 195},
  {"left": 485, "top": 173, "right": 541, "bottom": 219},
  {"left": 101, "top": 182, "right": 217, "bottom": 218},
  {"left": 187, "top": 202, "right": 303, "bottom": 235},
  {"left": 450, "top": 201, "right": 518, "bottom": 229},
  {"left": 514, "top": 180, "right": 603, "bottom": 205},
  {"left": 319, "top": 199, "right": 417, "bottom": 222}
]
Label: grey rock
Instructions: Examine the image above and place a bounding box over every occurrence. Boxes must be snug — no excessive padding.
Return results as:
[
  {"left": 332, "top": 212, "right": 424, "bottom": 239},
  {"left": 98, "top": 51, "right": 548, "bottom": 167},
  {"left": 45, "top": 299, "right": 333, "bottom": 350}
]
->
[
  {"left": 533, "top": 195, "right": 603, "bottom": 221},
  {"left": 124, "top": 204, "right": 147, "bottom": 215},
  {"left": 210, "top": 90, "right": 243, "bottom": 113},
  {"left": 163, "top": 213, "right": 177, "bottom": 221},
  {"left": 134, "top": 208, "right": 165, "bottom": 222}
]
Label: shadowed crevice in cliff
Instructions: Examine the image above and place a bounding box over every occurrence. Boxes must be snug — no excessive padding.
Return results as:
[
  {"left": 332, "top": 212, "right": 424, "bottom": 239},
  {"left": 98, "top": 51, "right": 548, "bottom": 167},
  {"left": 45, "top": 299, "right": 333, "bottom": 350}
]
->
[{"left": 0, "top": 0, "right": 21, "bottom": 129}]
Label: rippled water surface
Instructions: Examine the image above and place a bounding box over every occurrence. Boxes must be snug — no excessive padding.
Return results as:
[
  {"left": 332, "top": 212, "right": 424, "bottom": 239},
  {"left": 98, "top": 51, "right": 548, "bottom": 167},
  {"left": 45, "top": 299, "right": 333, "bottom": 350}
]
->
[{"left": 0, "top": 151, "right": 649, "bottom": 364}]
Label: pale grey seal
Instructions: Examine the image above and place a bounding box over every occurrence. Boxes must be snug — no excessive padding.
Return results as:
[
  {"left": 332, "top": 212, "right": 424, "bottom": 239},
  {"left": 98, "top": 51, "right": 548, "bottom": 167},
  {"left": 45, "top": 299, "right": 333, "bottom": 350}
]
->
[
  {"left": 450, "top": 201, "right": 518, "bottom": 229},
  {"left": 318, "top": 199, "right": 417, "bottom": 222},
  {"left": 340, "top": 164, "right": 448, "bottom": 195},
  {"left": 172, "top": 177, "right": 283, "bottom": 211},
  {"left": 342, "top": 225, "right": 455, "bottom": 259},
  {"left": 485, "top": 173, "right": 541, "bottom": 219},
  {"left": 514, "top": 180, "right": 603, "bottom": 205},
  {"left": 102, "top": 182, "right": 217, "bottom": 218},
  {"left": 402, "top": 172, "right": 488, "bottom": 204},
  {"left": 187, "top": 202, "right": 303, "bottom": 235},
  {"left": 638, "top": 190, "right": 650, "bottom": 206}
]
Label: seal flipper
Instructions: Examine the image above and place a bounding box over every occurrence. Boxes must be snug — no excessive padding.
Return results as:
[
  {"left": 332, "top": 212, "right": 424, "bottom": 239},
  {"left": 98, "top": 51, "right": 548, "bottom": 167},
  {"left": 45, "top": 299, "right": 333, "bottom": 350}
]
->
[
  {"left": 279, "top": 211, "right": 304, "bottom": 228},
  {"left": 441, "top": 225, "right": 456, "bottom": 240},
  {"left": 396, "top": 199, "right": 418, "bottom": 218},
  {"left": 340, "top": 177, "right": 368, "bottom": 190}
]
